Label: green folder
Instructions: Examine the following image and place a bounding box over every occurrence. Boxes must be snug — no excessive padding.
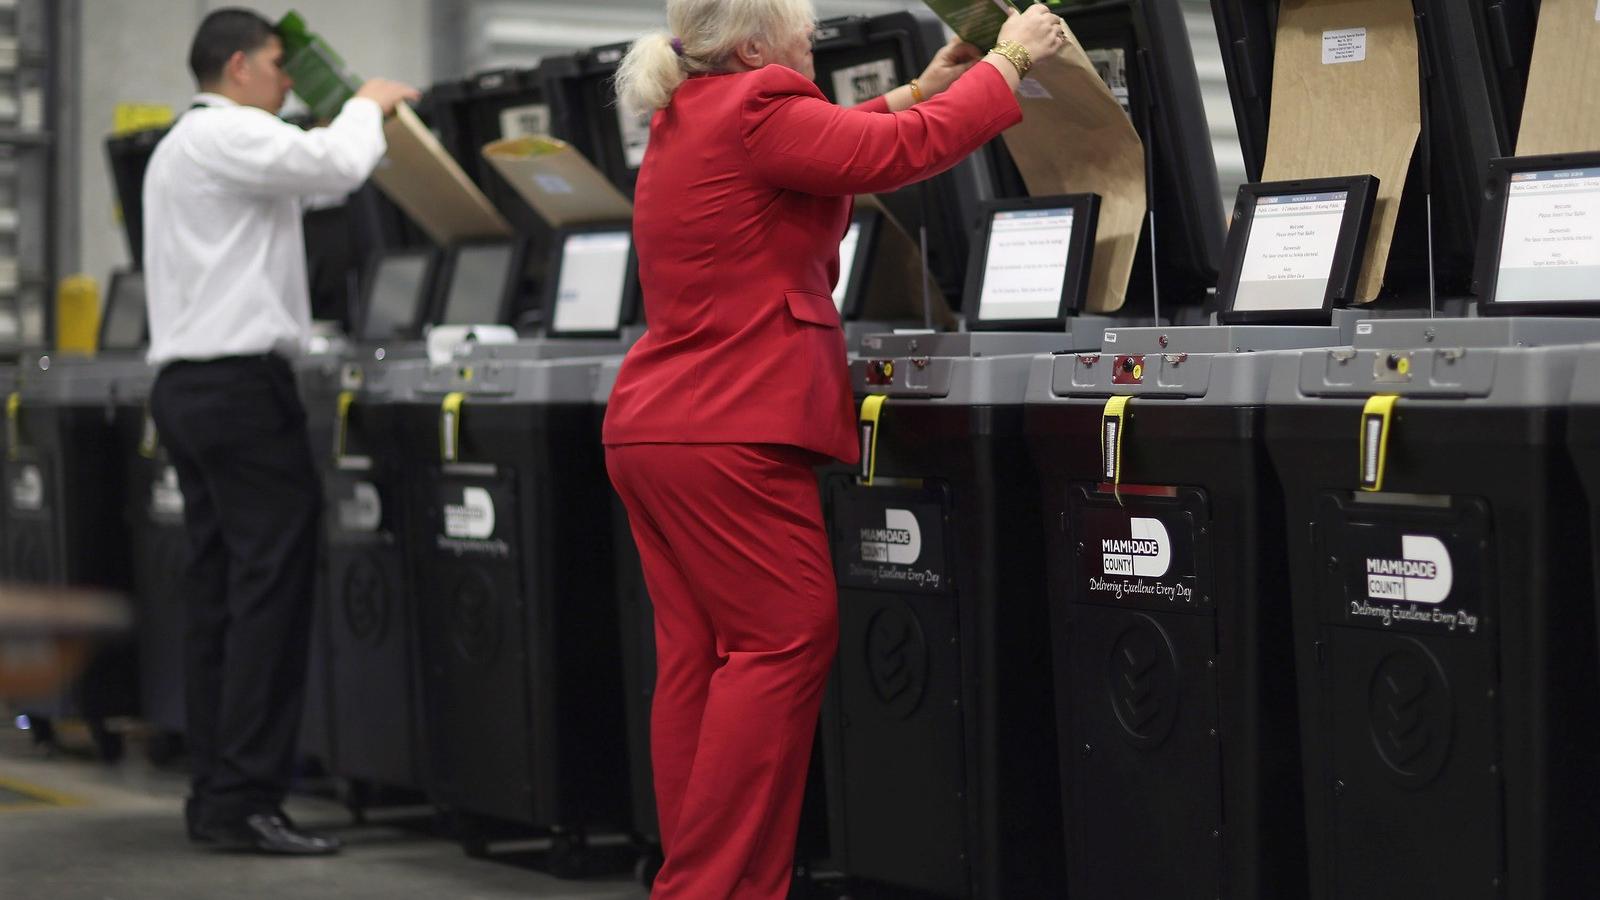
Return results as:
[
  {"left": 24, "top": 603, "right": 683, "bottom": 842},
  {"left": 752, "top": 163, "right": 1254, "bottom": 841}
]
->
[{"left": 276, "top": 11, "right": 364, "bottom": 121}]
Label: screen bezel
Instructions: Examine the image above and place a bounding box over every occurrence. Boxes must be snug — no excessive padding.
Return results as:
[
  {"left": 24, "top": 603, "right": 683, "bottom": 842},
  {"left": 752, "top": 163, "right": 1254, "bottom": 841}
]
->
[
  {"left": 1475, "top": 151, "right": 1600, "bottom": 316},
  {"left": 430, "top": 238, "right": 527, "bottom": 328},
  {"left": 963, "top": 193, "right": 1100, "bottom": 332},
  {"left": 358, "top": 246, "right": 440, "bottom": 342},
  {"left": 540, "top": 222, "right": 640, "bottom": 338},
  {"left": 835, "top": 209, "right": 881, "bottom": 322},
  {"left": 98, "top": 268, "right": 148, "bottom": 352},
  {"left": 1216, "top": 174, "right": 1379, "bottom": 325}
]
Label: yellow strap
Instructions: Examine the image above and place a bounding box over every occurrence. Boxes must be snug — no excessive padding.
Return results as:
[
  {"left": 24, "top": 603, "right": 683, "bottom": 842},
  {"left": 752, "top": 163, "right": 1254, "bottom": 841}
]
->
[
  {"left": 440, "top": 392, "right": 465, "bottom": 462},
  {"left": 859, "top": 394, "right": 887, "bottom": 485},
  {"left": 1359, "top": 394, "right": 1398, "bottom": 492},
  {"left": 5, "top": 392, "right": 18, "bottom": 461},
  {"left": 1102, "top": 395, "right": 1130, "bottom": 504},
  {"left": 335, "top": 391, "right": 355, "bottom": 460},
  {"left": 138, "top": 405, "right": 159, "bottom": 459}
]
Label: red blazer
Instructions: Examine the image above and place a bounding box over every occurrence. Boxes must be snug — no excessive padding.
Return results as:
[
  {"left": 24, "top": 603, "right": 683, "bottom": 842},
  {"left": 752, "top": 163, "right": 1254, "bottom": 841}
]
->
[{"left": 602, "top": 62, "right": 1022, "bottom": 464}]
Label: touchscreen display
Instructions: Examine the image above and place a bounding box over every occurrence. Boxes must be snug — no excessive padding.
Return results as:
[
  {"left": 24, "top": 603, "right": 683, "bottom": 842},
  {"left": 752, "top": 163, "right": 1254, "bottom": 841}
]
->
[
  {"left": 551, "top": 231, "right": 632, "bottom": 333},
  {"left": 1232, "top": 191, "right": 1348, "bottom": 311},
  {"left": 101, "top": 273, "right": 147, "bottom": 350},
  {"left": 361, "top": 254, "right": 428, "bottom": 340},
  {"left": 1495, "top": 167, "right": 1600, "bottom": 304},
  {"left": 976, "top": 208, "right": 1075, "bottom": 322},
  {"left": 442, "top": 243, "right": 514, "bottom": 326}
]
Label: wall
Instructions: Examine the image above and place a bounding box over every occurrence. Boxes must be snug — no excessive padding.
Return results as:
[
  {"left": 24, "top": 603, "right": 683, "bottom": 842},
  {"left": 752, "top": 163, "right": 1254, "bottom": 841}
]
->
[{"left": 71, "top": 0, "right": 432, "bottom": 283}]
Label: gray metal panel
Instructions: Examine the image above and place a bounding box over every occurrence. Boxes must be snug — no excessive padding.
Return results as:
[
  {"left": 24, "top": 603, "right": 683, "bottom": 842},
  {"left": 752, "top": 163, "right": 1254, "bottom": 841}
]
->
[
  {"left": 1099, "top": 324, "right": 1341, "bottom": 354},
  {"left": 16, "top": 355, "right": 152, "bottom": 403},
  {"left": 1569, "top": 352, "right": 1600, "bottom": 406},
  {"left": 1350, "top": 317, "right": 1600, "bottom": 351},
  {"left": 851, "top": 353, "right": 1036, "bottom": 404},
  {"left": 1278, "top": 344, "right": 1589, "bottom": 406}
]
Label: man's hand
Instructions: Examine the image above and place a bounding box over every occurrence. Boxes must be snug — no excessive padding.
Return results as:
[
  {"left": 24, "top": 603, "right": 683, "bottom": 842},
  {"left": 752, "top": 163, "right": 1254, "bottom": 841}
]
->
[
  {"left": 354, "top": 79, "right": 421, "bottom": 117},
  {"left": 917, "top": 35, "right": 987, "bottom": 98}
]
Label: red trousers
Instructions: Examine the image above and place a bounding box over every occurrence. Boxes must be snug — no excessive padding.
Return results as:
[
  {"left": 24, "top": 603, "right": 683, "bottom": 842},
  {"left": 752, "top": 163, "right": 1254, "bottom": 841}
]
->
[{"left": 607, "top": 443, "right": 839, "bottom": 900}]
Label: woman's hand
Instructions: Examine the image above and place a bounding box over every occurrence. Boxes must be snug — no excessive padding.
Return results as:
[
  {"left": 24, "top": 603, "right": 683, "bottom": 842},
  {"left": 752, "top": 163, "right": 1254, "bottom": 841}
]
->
[
  {"left": 997, "top": 3, "right": 1070, "bottom": 65},
  {"left": 917, "top": 34, "right": 986, "bottom": 98}
]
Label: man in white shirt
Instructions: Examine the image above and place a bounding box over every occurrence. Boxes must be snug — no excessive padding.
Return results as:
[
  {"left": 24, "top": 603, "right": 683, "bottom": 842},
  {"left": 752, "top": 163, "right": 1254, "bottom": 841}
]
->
[{"left": 143, "top": 8, "right": 416, "bottom": 855}]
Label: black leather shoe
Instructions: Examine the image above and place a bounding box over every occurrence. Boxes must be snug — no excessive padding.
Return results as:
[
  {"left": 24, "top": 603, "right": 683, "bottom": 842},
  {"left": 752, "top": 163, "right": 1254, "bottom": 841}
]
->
[{"left": 198, "top": 812, "right": 342, "bottom": 855}]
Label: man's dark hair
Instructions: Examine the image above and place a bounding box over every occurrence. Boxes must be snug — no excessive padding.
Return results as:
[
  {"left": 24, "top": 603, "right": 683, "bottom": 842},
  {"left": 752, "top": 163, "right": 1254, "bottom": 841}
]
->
[{"left": 188, "top": 8, "right": 278, "bottom": 86}]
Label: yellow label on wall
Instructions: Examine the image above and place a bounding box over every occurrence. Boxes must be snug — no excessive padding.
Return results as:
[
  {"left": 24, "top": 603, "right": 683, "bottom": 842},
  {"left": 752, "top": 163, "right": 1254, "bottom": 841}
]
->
[
  {"left": 112, "top": 103, "right": 175, "bottom": 137},
  {"left": 56, "top": 275, "right": 100, "bottom": 356}
]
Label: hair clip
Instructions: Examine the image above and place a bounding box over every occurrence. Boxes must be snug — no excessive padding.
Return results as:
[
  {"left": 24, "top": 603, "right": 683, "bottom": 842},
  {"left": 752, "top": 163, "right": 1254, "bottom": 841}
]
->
[{"left": 670, "top": 37, "right": 685, "bottom": 57}]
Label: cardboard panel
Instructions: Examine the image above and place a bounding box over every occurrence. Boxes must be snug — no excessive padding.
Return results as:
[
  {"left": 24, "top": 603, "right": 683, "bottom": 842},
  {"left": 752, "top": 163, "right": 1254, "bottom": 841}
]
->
[
  {"left": 371, "top": 104, "right": 512, "bottom": 246},
  {"left": 483, "top": 136, "right": 634, "bottom": 228},
  {"left": 1516, "top": 0, "right": 1600, "bottom": 156},
  {"left": 1261, "top": 0, "right": 1419, "bottom": 302}
]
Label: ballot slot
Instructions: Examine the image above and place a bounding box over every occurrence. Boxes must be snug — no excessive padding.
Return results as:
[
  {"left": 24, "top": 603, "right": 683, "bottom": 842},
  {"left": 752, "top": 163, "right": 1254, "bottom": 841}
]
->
[
  {"left": 358, "top": 246, "right": 441, "bottom": 343},
  {"left": 834, "top": 209, "right": 881, "bottom": 320},
  {"left": 1476, "top": 151, "right": 1600, "bottom": 315},
  {"left": 97, "top": 268, "right": 148, "bottom": 353},
  {"left": 541, "top": 223, "right": 639, "bottom": 338},
  {"left": 1216, "top": 175, "right": 1379, "bottom": 324},
  {"left": 431, "top": 238, "right": 526, "bottom": 328},
  {"left": 965, "top": 194, "right": 1100, "bottom": 331}
]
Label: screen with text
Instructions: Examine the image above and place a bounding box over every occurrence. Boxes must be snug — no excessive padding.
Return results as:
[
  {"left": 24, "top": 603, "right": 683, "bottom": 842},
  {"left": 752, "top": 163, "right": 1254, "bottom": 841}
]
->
[
  {"left": 1496, "top": 167, "right": 1600, "bottom": 304},
  {"left": 363, "top": 254, "right": 428, "bottom": 340},
  {"left": 977, "top": 208, "right": 1075, "bottom": 322},
  {"left": 443, "top": 244, "right": 514, "bottom": 326},
  {"left": 1233, "top": 191, "right": 1347, "bottom": 311},
  {"left": 552, "top": 231, "right": 632, "bottom": 333},
  {"left": 834, "top": 222, "right": 863, "bottom": 313}
]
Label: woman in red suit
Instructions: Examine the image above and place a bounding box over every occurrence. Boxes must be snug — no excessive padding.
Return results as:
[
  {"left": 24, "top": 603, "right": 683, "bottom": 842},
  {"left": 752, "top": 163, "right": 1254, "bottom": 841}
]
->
[{"left": 607, "top": 1, "right": 1067, "bottom": 896}]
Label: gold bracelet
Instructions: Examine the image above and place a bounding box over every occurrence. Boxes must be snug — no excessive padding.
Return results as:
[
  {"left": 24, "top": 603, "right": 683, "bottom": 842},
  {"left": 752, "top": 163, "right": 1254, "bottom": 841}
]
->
[
  {"left": 908, "top": 78, "right": 925, "bottom": 104},
  {"left": 992, "top": 40, "right": 1033, "bottom": 80}
]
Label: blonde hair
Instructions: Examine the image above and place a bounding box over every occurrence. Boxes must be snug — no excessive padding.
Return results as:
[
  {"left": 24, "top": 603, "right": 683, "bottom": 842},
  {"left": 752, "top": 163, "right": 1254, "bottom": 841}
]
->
[{"left": 614, "top": 0, "right": 817, "bottom": 113}]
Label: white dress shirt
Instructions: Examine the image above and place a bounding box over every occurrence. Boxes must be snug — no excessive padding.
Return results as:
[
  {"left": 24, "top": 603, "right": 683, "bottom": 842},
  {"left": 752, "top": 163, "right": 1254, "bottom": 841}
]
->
[{"left": 142, "top": 93, "right": 387, "bottom": 365}]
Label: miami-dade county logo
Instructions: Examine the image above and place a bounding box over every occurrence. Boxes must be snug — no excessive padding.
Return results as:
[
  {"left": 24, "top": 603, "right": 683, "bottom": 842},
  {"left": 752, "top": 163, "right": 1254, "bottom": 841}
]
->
[
  {"left": 9, "top": 464, "right": 41, "bottom": 512},
  {"left": 1365, "top": 535, "right": 1453, "bottom": 605},
  {"left": 149, "top": 466, "right": 185, "bottom": 521},
  {"left": 1101, "top": 517, "right": 1171, "bottom": 578},
  {"left": 337, "top": 481, "right": 382, "bottom": 534},
  {"left": 444, "top": 487, "right": 496, "bottom": 540},
  {"left": 860, "top": 508, "right": 921, "bottom": 565}
]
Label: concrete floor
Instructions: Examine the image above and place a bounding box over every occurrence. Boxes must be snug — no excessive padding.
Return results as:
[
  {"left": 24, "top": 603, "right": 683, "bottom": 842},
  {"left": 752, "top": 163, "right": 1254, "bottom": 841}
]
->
[{"left": 0, "top": 722, "right": 648, "bottom": 900}]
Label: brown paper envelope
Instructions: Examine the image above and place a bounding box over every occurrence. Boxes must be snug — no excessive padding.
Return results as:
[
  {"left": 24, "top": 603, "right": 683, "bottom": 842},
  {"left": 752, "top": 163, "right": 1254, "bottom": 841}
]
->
[
  {"left": 371, "top": 103, "right": 512, "bottom": 246},
  {"left": 1517, "top": 0, "right": 1600, "bottom": 156},
  {"left": 1262, "top": 0, "right": 1419, "bottom": 302},
  {"left": 484, "top": 136, "right": 635, "bottom": 228},
  {"left": 1000, "top": 44, "right": 1147, "bottom": 314},
  {"left": 854, "top": 194, "right": 958, "bottom": 329}
]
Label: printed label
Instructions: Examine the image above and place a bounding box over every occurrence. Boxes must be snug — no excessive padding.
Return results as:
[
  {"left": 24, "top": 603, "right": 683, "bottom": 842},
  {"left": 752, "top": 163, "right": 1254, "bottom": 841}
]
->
[
  {"left": 832, "top": 59, "right": 898, "bottom": 108},
  {"left": 436, "top": 480, "right": 513, "bottom": 559},
  {"left": 444, "top": 486, "right": 495, "bottom": 540},
  {"left": 1322, "top": 27, "right": 1368, "bottom": 65},
  {"left": 533, "top": 173, "right": 574, "bottom": 195},
  {"left": 336, "top": 481, "right": 383, "bottom": 534},
  {"left": 10, "top": 464, "right": 41, "bottom": 512},
  {"left": 149, "top": 466, "right": 185, "bottom": 522},
  {"left": 1341, "top": 525, "right": 1481, "bottom": 636},
  {"left": 617, "top": 104, "right": 651, "bottom": 169},
  {"left": 1073, "top": 502, "right": 1207, "bottom": 612},
  {"left": 834, "top": 487, "right": 950, "bottom": 595},
  {"left": 498, "top": 103, "right": 550, "bottom": 140}
]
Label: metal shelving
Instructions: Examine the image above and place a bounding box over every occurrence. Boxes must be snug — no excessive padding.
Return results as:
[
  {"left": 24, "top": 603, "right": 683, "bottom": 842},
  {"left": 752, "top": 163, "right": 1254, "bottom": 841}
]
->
[{"left": 0, "top": 0, "right": 55, "bottom": 350}]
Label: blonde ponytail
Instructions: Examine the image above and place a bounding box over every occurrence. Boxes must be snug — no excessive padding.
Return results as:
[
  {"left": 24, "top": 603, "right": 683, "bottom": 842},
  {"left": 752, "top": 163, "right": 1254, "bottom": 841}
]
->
[
  {"left": 615, "top": 32, "right": 685, "bottom": 115},
  {"left": 613, "top": 0, "right": 818, "bottom": 113}
]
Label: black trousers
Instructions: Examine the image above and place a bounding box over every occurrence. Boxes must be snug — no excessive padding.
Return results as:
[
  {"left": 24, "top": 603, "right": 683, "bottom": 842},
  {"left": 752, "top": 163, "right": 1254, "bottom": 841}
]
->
[{"left": 150, "top": 353, "right": 321, "bottom": 825}]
